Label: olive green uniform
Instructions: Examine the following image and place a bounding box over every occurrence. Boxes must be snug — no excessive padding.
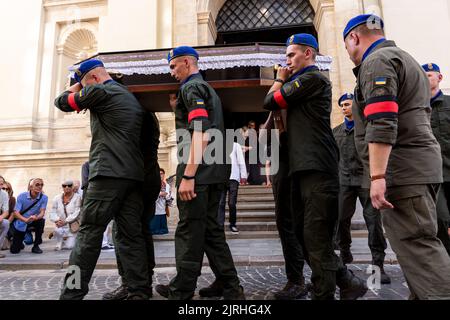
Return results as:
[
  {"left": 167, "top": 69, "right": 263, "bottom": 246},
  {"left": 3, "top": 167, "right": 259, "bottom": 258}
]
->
[
  {"left": 353, "top": 40, "right": 450, "bottom": 299},
  {"left": 168, "top": 73, "right": 240, "bottom": 300},
  {"left": 55, "top": 80, "right": 151, "bottom": 299},
  {"left": 264, "top": 66, "right": 349, "bottom": 300},
  {"left": 430, "top": 93, "right": 450, "bottom": 256},
  {"left": 333, "top": 123, "right": 387, "bottom": 265},
  {"left": 113, "top": 110, "right": 161, "bottom": 288}
]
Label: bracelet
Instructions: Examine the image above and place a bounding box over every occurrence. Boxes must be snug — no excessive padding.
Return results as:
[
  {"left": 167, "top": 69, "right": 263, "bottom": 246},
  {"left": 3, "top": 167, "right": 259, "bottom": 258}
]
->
[
  {"left": 274, "top": 79, "right": 285, "bottom": 84},
  {"left": 371, "top": 174, "right": 386, "bottom": 181},
  {"left": 182, "top": 175, "right": 195, "bottom": 180}
]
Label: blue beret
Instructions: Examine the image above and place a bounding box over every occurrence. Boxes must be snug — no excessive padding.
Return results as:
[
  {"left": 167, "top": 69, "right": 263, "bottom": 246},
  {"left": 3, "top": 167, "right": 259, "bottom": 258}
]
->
[
  {"left": 343, "top": 14, "right": 384, "bottom": 40},
  {"left": 339, "top": 93, "right": 354, "bottom": 106},
  {"left": 73, "top": 59, "right": 104, "bottom": 83},
  {"left": 167, "top": 46, "right": 199, "bottom": 62},
  {"left": 422, "top": 63, "right": 440, "bottom": 73},
  {"left": 286, "top": 33, "right": 319, "bottom": 50}
]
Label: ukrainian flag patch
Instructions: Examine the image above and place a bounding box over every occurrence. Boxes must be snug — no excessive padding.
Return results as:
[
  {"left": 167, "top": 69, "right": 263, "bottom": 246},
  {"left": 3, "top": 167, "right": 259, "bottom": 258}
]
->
[
  {"left": 196, "top": 100, "right": 205, "bottom": 105},
  {"left": 374, "top": 77, "right": 388, "bottom": 86},
  {"left": 294, "top": 81, "right": 300, "bottom": 88}
]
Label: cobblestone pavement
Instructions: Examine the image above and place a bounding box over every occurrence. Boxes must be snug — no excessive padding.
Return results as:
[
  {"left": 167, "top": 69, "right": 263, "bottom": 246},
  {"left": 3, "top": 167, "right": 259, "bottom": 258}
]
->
[{"left": 0, "top": 264, "right": 409, "bottom": 300}]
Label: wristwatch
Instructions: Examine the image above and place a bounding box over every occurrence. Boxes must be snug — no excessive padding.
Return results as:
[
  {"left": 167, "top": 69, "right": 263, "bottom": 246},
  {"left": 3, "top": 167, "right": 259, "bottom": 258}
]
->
[
  {"left": 274, "top": 79, "right": 285, "bottom": 84},
  {"left": 370, "top": 174, "right": 386, "bottom": 181},
  {"left": 182, "top": 175, "right": 195, "bottom": 180}
]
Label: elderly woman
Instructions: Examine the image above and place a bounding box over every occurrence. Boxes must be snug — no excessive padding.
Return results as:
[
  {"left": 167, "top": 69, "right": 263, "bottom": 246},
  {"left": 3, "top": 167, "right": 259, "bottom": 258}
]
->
[{"left": 49, "top": 180, "right": 82, "bottom": 251}]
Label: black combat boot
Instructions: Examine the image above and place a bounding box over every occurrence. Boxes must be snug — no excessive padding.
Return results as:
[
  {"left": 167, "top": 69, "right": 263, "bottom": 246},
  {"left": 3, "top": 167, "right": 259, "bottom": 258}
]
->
[
  {"left": 155, "top": 284, "right": 170, "bottom": 298},
  {"left": 336, "top": 269, "right": 368, "bottom": 300},
  {"left": 377, "top": 264, "right": 392, "bottom": 285},
  {"left": 102, "top": 284, "right": 129, "bottom": 300},
  {"left": 223, "top": 286, "right": 246, "bottom": 300},
  {"left": 199, "top": 279, "right": 224, "bottom": 297},
  {"left": 273, "top": 280, "right": 308, "bottom": 300}
]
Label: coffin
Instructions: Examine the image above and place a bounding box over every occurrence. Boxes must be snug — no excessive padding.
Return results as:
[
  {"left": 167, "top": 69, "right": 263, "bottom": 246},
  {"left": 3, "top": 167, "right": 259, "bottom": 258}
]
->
[{"left": 70, "top": 43, "right": 332, "bottom": 113}]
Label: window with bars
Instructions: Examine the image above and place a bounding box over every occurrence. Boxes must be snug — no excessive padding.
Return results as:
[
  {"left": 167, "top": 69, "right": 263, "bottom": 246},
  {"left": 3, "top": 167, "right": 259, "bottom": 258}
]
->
[{"left": 217, "top": 0, "right": 315, "bottom": 33}]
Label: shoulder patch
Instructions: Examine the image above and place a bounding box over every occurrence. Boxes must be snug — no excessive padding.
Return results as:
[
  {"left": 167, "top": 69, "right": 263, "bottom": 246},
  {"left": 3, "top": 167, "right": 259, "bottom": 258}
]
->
[
  {"left": 374, "top": 77, "right": 388, "bottom": 86},
  {"left": 196, "top": 99, "right": 205, "bottom": 105},
  {"left": 284, "top": 80, "right": 301, "bottom": 96}
]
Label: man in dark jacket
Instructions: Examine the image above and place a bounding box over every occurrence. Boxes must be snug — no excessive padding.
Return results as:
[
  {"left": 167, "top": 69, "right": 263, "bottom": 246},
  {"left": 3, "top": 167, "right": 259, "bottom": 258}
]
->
[
  {"left": 344, "top": 14, "right": 450, "bottom": 299},
  {"left": 422, "top": 62, "right": 450, "bottom": 256},
  {"left": 55, "top": 59, "right": 151, "bottom": 300},
  {"left": 333, "top": 93, "right": 390, "bottom": 284},
  {"left": 264, "top": 34, "right": 367, "bottom": 300}
]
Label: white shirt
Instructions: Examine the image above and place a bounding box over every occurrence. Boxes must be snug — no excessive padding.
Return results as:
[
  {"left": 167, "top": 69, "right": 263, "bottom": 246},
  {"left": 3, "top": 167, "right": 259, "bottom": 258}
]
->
[
  {"left": 0, "top": 190, "right": 8, "bottom": 213},
  {"left": 49, "top": 193, "right": 82, "bottom": 225},
  {"left": 230, "top": 142, "right": 248, "bottom": 182},
  {"left": 155, "top": 184, "right": 171, "bottom": 216}
]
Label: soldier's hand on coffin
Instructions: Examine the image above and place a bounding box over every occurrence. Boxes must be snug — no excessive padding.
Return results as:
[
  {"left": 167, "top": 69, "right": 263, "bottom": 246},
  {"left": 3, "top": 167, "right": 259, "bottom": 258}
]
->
[
  {"left": 178, "top": 179, "right": 197, "bottom": 201},
  {"left": 370, "top": 179, "right": 394, "bottom": 210},
  {"left": 276, "top": 67, "right": 291, "bottom": 82},
  {"left": 169, "top": 94, "right": 178, "bottom": 112}
]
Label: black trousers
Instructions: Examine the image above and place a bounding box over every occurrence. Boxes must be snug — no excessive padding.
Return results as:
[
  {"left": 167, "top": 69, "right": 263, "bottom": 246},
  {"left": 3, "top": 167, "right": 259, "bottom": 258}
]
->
[
  {"left": 436, "top": 182, "right": 450, "bottom": 256},
  {"left": 337, "top": 185, "right": 387, "bottom": 265},
  {"left": 10, "top": 219, "right": 45, "bottom": 254},
  {"left": 114, "top": 165, "right": 161, "bottom": 287},
  {"left": 272, "top": 153, "right": 305, "bottom": 283},
  {"left": 218, "top": 180, "right": 239, "bottom": 228},
  {"left": 60, "top": 177, "right": 150, "bottom": 300},
  {"left": 291, "top": 170, "right": 347, "bottom": 300}
]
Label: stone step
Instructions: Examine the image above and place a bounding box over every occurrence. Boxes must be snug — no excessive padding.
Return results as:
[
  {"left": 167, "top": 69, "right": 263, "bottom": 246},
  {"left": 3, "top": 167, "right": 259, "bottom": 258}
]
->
[
  {"left": 227, "top": 211, "right": 276, "bottom": 222},
  {"left": 238, "top": 187, "right": 274, "bottom": 196},
  {"left": 233, "top": 221, "right": 277, "bottom": 231},
  {"left": 225, "top": 202, "right": 276, "bottom": 211},
  {"left": 153, "top": 229, "right": 371, "bottom": 242},
  {"left": 235, "top": 196, "right": 274, "bottom": 202}
]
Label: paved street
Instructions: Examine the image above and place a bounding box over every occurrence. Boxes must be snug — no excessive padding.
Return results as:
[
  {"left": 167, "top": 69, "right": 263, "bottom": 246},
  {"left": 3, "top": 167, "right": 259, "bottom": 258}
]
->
[{"left": 0, "top": 264, "right": 409, "bottom": 300}]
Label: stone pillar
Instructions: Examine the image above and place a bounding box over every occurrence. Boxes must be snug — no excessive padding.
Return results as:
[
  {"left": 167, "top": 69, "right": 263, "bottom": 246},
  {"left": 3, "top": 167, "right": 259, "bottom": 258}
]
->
[
  {"left": 313, "top": 0, "right": 363, "bottom": 127},
  {"left": 197, "top": 11, "right": 216, "bottom": 45}
]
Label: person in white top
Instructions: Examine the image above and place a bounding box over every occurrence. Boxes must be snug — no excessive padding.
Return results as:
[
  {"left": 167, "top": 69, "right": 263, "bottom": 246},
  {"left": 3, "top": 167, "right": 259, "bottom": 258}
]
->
[
  {"left": 49, "top": 180, "right": 82, "bottom": 251},
  {"left": 218, "top": 142, "right": 247, "bottom": 233},
  {"left": 150, "top": 168, "right": 171, "bottom": 235},
  {"left": 0, "top": 176, "right": 9, "bottom": 258}
]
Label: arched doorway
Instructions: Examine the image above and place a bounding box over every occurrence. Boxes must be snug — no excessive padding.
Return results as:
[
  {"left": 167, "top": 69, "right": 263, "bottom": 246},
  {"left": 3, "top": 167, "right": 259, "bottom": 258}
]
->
[{"left": 215, "top": 0, "right": 316, "bottom": 129}]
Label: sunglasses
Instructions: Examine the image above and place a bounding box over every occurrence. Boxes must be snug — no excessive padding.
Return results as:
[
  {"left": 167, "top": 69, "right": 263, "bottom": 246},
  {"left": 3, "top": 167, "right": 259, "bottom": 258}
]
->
[
  {"left": 62, "top": 184, "right": 73, "bottom": 188},
  {"left": 1, "top": 187, "right": 9, "bottom": 191},
  {"left": 35, "top": 183, "right": 44, "bottom": 187}
]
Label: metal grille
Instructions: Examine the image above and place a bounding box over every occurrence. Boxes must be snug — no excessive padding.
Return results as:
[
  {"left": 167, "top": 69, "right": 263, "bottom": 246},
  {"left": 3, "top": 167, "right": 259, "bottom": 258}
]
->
[{"left": 217, "top": 0, "right": 315, "bottom": 33}]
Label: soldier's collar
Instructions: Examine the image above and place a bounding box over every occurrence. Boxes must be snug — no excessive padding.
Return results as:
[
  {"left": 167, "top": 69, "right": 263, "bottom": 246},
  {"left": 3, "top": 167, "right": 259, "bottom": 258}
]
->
[
  {"left": 290, "top": 65, "right": 318, "bottom": 80},
  {"left": 103, "top": 79, "right": 115, "bottom": 85},
  {"left": 353, "top": 40, "right": 396, "bottom": 77},
  {"left": 362, "top": 38, "right": 386, "bottom": 62},
  {"left": 181, "top": 72, "right": 202, "bottom": 86},
  {"left": 431, "top": 90, "right": 444, "bottom": 105}
]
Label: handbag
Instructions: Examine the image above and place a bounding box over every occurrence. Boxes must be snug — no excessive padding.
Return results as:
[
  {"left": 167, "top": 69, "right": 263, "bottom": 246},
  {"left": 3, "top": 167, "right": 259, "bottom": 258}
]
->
[{"left": 62, "top": 194, "right": 80, "bottom": 233}]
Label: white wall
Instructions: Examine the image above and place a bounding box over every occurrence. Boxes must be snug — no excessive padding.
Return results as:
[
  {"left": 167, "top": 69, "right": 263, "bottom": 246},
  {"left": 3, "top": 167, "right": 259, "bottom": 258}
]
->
[
  {"left": 381, "top": 0, "right": 450, "bottom": 93},
  {"left": 0, "top": 1, "right": 44, "bottom": 122},
  {"left": 98, "top": 0, "right": 158, "bottom": 52}
]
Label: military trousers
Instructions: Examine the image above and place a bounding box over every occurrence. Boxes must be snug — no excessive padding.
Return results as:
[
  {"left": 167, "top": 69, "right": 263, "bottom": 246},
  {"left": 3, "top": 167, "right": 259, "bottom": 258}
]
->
[
  {"left": 60, "top": 176, "right": 151, "bottom": 300},
  {"left": 272, "top": 153, "right": 305, "bottom": 284},
  {"left": 114, "top": 165, "right": 161, "bottom": 288},
  {"left": 168, "top": 183, "right": 240, "bottom": 300},
  {"left": 290, "top": 170, "right": 343, "bottom": 300},
  {"left": 337, "top": 186, "right": 387, "bottom": 265},
  {"left": 436, "top": 182, "right": 450, "bottom": 256},
  {"left": 383, "top": 184, "right": 450, "bottom": 299}
]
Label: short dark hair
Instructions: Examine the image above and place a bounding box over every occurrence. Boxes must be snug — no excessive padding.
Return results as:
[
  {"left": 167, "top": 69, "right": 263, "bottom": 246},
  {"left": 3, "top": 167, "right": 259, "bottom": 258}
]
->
[
  {"left": 353, "top": 24, "right": 385, "bottom": 37},
  {"left": 160, "top": 168, "right": 165, "bottom": 174},
  {"left": 298, "top": 45, "right": 317, "bottom": 60}
]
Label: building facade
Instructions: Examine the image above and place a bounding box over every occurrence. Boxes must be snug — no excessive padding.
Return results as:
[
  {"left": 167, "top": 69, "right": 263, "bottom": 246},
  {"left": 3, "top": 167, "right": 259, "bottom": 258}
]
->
[{"left": 0, "top": 0, "right": 449, "bottom": 199}]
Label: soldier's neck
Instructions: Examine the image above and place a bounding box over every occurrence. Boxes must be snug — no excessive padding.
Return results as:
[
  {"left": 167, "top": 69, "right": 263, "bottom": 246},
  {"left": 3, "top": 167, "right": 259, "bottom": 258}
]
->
[{"left": 431, "top": 88, "right": 441, "bottom": 99}]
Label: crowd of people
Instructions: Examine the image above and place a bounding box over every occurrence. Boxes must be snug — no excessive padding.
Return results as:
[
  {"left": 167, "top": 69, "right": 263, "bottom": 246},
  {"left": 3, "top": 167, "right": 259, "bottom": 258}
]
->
[{"left": 2, "top": 12, "right": 450, "bottom": 301}]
